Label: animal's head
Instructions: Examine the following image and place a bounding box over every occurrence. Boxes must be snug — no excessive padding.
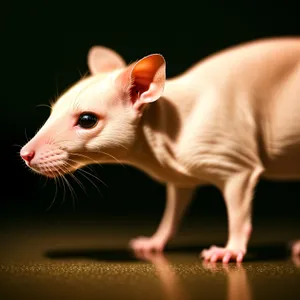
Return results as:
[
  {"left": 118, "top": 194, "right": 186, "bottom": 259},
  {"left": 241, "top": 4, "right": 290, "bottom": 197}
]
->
[{"left": 20, "top": 46, "right": 166, "bottom": 178}]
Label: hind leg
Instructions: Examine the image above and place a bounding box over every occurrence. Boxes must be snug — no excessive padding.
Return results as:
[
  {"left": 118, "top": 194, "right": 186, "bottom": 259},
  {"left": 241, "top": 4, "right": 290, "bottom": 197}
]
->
[{"left": 201, "top": 167, "right": 263, "bottom": 263}]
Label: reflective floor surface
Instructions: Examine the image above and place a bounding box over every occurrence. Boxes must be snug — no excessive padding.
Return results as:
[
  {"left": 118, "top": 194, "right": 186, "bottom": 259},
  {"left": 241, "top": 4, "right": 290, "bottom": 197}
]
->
[{"left": 0, "top": 216, "right": 299, "bottom": 300}]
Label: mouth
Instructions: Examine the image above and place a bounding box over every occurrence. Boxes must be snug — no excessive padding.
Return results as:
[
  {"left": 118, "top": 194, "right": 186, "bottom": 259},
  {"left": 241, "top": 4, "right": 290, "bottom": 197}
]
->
[
  {"left": 28, "top": 157, "right": 79, "bottom": 179},
  {"left": 22, "top": 147, "right": 89, "bottom": 178},
  {"left": 30, "top": 164, "right": 73, "bottom": 178}
]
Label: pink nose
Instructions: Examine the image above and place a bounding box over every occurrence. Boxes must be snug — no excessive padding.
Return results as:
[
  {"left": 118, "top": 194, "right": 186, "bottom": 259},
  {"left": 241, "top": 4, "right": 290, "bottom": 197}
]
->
[{"left": 21, "top": 150, "right": 35, "bottom": 163}]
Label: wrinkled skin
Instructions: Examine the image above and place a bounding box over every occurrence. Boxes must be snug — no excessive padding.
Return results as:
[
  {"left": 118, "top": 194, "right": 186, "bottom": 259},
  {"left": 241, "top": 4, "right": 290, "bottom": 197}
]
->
[{"left": 21, "top": 38, "right": 300, "bottom": 263}]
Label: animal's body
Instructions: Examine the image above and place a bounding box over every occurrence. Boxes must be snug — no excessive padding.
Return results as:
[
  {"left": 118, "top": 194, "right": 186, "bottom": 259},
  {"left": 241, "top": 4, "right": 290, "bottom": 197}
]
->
[{"left": 20, "top": 37, "right": 300, "bottom": 262}]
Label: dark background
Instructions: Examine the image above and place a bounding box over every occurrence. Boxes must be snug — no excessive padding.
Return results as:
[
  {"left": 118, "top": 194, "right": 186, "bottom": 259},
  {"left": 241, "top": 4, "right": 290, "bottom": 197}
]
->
[{"left": 1, "top": 2, "right": 300, "bottom": 227}]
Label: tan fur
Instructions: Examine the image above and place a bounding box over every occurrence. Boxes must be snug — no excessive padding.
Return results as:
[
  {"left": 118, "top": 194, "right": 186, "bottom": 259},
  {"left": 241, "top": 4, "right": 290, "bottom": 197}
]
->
[{"left": 20, "top": 39, "right": 300, "bottom": 262}]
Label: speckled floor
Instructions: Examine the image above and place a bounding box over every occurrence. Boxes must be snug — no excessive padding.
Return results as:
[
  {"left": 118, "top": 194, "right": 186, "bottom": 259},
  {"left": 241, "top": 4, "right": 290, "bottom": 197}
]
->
[{"left": 0, "top": 216, "right": 299, "bottom": 300}]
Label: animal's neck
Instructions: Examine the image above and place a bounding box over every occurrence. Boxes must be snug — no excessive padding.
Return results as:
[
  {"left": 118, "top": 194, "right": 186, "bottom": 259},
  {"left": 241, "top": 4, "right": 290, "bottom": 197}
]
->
[{"left": 125, "top": 91, "right": 188, "bottom": 183}]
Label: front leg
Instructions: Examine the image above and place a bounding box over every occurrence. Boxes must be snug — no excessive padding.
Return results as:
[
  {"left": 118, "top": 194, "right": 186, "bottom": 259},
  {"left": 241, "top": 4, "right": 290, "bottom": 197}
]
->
[
  {"left": 201, "top": 167, "right": 263, "bottom": 263},
  {"left": 129, "top": 183, "right": 195, "bottom": 253}
]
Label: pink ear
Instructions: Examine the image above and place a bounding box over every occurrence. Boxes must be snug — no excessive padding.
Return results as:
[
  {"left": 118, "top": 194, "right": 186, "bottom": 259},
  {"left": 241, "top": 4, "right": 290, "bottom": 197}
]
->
[
  {"left": 116, "top": 54, "right": 166, "bottom": 112},
  {"left": 87, "top": 46, "right": 126, "bottom": 74}
]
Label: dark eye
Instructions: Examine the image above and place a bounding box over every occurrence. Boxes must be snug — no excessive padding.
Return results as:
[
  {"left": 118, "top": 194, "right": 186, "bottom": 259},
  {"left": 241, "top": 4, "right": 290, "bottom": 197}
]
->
[{"left": 77, "top": 112, "right": 98, "bottom": 129}]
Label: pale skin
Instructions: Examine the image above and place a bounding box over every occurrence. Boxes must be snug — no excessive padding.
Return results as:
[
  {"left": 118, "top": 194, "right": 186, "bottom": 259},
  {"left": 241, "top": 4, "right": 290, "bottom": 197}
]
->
[{"left": 20, "top": 37, "right": 300, "bottom": 263}]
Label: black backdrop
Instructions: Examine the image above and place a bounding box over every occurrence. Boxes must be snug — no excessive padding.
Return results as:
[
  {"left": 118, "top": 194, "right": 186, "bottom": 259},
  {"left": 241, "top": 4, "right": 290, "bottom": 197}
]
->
[{"left": 2, "top": 2, "right": 300, "bottom": 225}]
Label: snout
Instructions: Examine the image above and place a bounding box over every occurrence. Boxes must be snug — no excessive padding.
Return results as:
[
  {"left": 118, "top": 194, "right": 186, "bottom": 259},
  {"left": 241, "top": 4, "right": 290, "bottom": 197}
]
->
[
  {"left": 20, "top": 149, "right": 35, "bottom": 165},
  {"left": 20, "top": 144, "right": 73, "bottom": 178}
]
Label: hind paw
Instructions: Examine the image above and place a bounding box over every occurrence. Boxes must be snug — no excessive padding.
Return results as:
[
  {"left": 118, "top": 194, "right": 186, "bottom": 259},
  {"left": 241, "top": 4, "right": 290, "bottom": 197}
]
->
[{"left": 200, "top": 245, "right": 245, "bottom": 263}]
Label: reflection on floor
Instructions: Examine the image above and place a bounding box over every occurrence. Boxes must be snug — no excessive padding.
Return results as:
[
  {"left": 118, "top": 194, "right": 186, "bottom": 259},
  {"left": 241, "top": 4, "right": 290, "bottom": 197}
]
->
[{"left": 0, "top": 216, "right": 299, "bottom": 300}]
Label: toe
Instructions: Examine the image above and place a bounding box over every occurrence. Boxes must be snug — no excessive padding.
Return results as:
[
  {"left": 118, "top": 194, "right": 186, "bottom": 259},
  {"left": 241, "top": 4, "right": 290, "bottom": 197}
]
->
[
  {"left": 222, "top": 252, "right": 232, "bottom": 264},
  {"left": 201, "top": 247, "right": 221, "bottom": 261},
  {"left": 204, "top": 250, "right": 214, "bottom": 261},
  {"left": 210, "top": 252, "right": 220, "bottom": 263},
  {"left": 236, "top": 251, "right": 244, "bottom": 262},
  {"left": 200, "top": 249, "right": 208, "bottom": 258},
  {"left": 200, "top": 246, "right": 246, "bottom": 263}
]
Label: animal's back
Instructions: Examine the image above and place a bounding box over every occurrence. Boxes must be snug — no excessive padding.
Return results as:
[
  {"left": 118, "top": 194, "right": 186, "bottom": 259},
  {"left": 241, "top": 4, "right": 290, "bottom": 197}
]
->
[
  {"left": 180, "top": 37, "right": 300, "bottom": 80},
  {"left": 167, "top": 37, "right": 300, "bottom": 122},
  {"left": 173, "top": 37, "right": 300, "bottom": 182}
]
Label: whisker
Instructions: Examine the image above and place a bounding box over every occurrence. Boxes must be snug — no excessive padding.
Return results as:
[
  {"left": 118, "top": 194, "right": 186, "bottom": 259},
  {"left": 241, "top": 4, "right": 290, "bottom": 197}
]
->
[
  {"left": 60, "top": 161, "right": 99, "bottom": 199},
  {"left": 98, "top": 150, "right": 125, "bottom": 167},
  {"left": 56, "top": 166, "right": 78, "bottom": 211},
  {"left": 41, "top": 173, "right": 49, "bottom": 189},
  {"left": 76, "top": 169, "right": 104, "bottom": 198},
  {"left": 54, "top": 159, "right": 106, "bottom": 201},
  {"left": 69, "top": 152, "right": 100, "bottom": 165},
  {"left": 70, "top": 173, "right": 87, "bottom": 195},
  {"left": 78, "top": 167, "right": 108, "bottom": 188},
  {"left": 66, "top": 158, "right": 108, "bottom": 188},
  {"left": 55, "top": 73, "right": 60, "bottom": 101},
  {"left": 24, "top": 128, "right": 30, "bottom": 143},
  {"left": 57, "top": 173, "right": 67, "bottom": 206},
  {"left": 63, "top": 166, "right": 88, "bottom": 197},
  {"left": 54, "top": 172, "right": 69, "bottom": 208},
  {"left": 70, "top": 149, "right": 125, "bottom": 167},
  {"left": 77, "top": 68, "right": 89, "bottom": 79},
  {"left": 45, "top": 169, "right": 58, "bottom": 212},
  {"left": 36, "top": 104, "right": 52, "bottom": 110},
  {"left": 12, "top": 144, "right": 23, "bottom": 149}
]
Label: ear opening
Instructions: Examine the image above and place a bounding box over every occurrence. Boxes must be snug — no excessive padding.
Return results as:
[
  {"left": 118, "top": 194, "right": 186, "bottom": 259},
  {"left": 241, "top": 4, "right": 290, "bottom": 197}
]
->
[{"left": 115, "top": 53, "right": 166, "bottom": 112}]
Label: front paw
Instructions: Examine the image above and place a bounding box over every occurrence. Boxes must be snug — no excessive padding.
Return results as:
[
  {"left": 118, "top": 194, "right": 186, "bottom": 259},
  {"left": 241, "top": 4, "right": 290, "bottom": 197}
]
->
[
  {"left": 129, "top": 236, "right": 167, "bottom": 253},
  {"left": 200, "top": 245, "right": 246, "bottom": 263}
]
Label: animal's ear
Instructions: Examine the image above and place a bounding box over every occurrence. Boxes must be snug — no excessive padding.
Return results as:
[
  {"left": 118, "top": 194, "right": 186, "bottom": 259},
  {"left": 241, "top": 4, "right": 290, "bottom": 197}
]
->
[
  {"left": 87, "top": 46, "right": 127, "bottom": 74},
  {"left": 116, "top": 54, "right": 166, "bottom": 113}
]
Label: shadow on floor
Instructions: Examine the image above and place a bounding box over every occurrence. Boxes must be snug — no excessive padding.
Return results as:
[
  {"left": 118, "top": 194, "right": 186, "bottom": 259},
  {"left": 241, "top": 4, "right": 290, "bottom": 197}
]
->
[{"left": 44, "top": 242, "right": 293, "bottom": 262}]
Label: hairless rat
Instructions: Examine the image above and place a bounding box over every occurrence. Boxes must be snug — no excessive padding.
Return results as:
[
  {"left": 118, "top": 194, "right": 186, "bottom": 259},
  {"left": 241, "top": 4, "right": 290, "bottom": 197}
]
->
[{"left": 20, "top": 37, "right": 300, "bottom": 263}]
